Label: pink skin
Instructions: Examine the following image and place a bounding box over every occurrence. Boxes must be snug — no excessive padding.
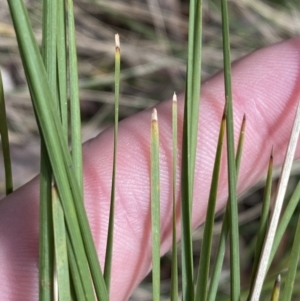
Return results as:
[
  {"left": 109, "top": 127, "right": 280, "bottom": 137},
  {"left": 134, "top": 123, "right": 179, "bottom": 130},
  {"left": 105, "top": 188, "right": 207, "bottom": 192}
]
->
[{"left": 1, "top": 38, "right": 300, "bottom": 300}]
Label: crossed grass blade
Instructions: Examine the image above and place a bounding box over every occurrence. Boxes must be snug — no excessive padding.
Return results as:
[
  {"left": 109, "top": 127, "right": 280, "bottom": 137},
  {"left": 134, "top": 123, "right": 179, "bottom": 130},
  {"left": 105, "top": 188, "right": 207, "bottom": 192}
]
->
[
  {"left": 52, "top": 187, "right": 71, "bottom": 301},
  {"left": 6, "top": 1, "right": 108, "bottom": 300},
  {"left": 248, "top": 151, "right": 274, "bottom": 298},
  {"left": 39, "top": 1, "right": 57, "bottom": 299},
  {"left": 67, "top": 235, "right": 86, "bottom": 300},
  {"left": 67, "top": 0, "right": 83, "bottom": 190},
  {"left": 195, "top": 108, "right": 226, "bottom": 301},
  {"left": 39, "top": 145, "right": 54, "bottom": 301},
  {"left": 207, "top": 115, "right": 246, "bottom": 301},
  {"left": 56, "top": 0, "right": 68, "bottom": 137},
  {"left": 221, "top": 0, "right": 241, "bottom": 299},
  {"left": 181, "top": 0, "right": 203, "bottom": 299}
]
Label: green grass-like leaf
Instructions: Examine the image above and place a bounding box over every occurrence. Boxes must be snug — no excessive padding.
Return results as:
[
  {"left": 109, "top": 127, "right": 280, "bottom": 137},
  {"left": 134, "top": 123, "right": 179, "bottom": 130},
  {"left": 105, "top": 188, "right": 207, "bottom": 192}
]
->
[
  {"left": 67, "top": 236, "right": 86, "bottom": 301},
  {"left": 248, "top": 151, "right": 273, "bottom": 298},
  {"left": 181, "top": 0, "right": 203, "bottom": 299},
  {"left": 52, "top": 187, "right": 71, "bottom": 301},
  {"left": 7, "top": 2, "right": 300, "bottom": 301},
  {"left": 221, "top": 0, "right": 240, "bottom": 299},
  {"left": 207, "top": 115, "right": 246, "bottom": 301},
  {"left": 0, "top": 71, "right": 13, "bottom": 195},
  {"left": 171, "top": 93, "right": 178, "bottom": 301},
  {"left": 39, "top": 1, "right": 57, "bottom": 299},
  {"left": 151, "top": 108, "right": 161, "bottom": 301},
  {"left": 56, "top": 0, "right": 68, "bottom": 136},
  {"left": 7, "top": 1, "right": 108, "bottom": 300},
  {"left": 104, "top": 34, "right": 121, "bottom": 292},
  {"left": 39, "top": 145, "right": 54, "bottom": 301},
  {"left": 41, "top": 0, "right": 57, "bottom": 97},
  {"left": 281, "top": 207, "right": 300, "bottom": 300},
  {"left": 195, "top": 108, "right": 226, "bottom": 301},
  {"left": 67, "top": 0, "right": 83, "bottom": 191}
]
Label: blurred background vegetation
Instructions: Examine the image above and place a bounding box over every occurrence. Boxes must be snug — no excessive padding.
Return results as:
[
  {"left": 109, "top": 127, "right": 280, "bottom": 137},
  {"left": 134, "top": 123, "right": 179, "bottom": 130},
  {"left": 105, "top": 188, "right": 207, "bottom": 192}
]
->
[{"left": 0, "top": 0, "right": 299, "bottom": 299}]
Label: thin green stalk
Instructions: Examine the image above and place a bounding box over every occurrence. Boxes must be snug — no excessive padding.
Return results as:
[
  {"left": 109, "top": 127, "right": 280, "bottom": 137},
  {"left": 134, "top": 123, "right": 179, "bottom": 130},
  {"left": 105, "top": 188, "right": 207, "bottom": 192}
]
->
[
  {"left": 57, "top": 0, "right": 68, "bottom": 136},
  {"left": 195, "top": 108, "right": 226, "bottom": 301},
  {"left": 207, "top": 208, "right": 229, "bottom": 301},
  {"left": 39, "top": 1, "right": 57, "bottom": 299},
  {"left": 248, "top": 151, "right": 273, "bottom": 298},
  {"left": 187, "top": 0, "right": 202, "bottom": 175},
  {"left": 207, "top": 115, "right": 246, "bottom": 301},
  {"left": 39, "top": 145, "right": 54, "bottom": 301},
  {"left": 67, "top": 235, "right": 86, "bottom": 301},
  {"left": 151, "top": 108, "right": 161, "bottom": 301},
  {"left": 0, "top": 71, "right": 13, "bottom": 195},
  {"left": 235, "top": 115, "right": 246, "bottom": 175},
  {"left": 221, "top": 0, "right": 240, "bottom": 299},
  {"left": 52, "top": 187, "right": 71, "bottom": 301},
  {"left": 104, "top": 34, "right": 121, "bottom": 291},
  {"left": 281, "top": 208, "right": 300, "bottom": 300},
  {"left": 181, "top": 99, "right": 194, "bottom": 300},
  {"left": 41, "top": 0, "right": 57, "bottom": 98},
  {"left": 7, "top": 1, "right": 107, "bottom": 300},
  {"left": 67, "top": 0, "right": 83, "bottom": 192},
  {"left": 181, "top": 0, "right": 202, "bottom": 298},
  {"left": 171, "top": 93, "right": 178, "bottom": 301}
]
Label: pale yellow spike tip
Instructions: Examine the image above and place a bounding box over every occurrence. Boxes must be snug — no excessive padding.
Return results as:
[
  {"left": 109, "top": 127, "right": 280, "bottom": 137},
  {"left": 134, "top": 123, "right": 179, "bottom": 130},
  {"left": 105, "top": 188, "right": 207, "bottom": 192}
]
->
[
  {"left": 173, "top": 92, "right": 177, "bottom": 102},
  {"left": 152, "top": 108, "right": 158, "bottom": 121},
  {"left": 115, "top": 34, "right": 120, "bottom": 49}
]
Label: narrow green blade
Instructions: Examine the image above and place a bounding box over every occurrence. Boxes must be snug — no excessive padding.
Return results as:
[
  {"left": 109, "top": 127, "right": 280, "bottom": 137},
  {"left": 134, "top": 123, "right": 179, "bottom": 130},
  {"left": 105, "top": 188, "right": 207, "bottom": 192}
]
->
[
  {"left": 67, "top": 0, "right": 83, "bottom": 192},
  {"left": 181, "top": 0, "right": 203, "bottom": 298},
  {"left": 56, "top": 0, "right": 68, "bottom": 136},
  {"left": 39, "top": 1, "right": 57, "bottom": 299},
  {"left": 104, "top": 34, "right": 121, "bottom": 291},
  {"left": 181, "top": 98, "right": 194, "bottom": 300},
  {"left": 207, "top": 115, "right": 246, "bottom": 301},
  {"left": 67, "top": 235, "right": 86, "bottom": 301},
  {"left": 171, "top": 93, "right": 178, "bottom": 301},
  {"left": 281, "top": 206, "right": 300, "bottom": 300},
  {"left": 39, "top": 143, "right": 54, "bottom": 301},
  {"left": 66, "top": 2, "right": 108, "bottom": 299},
  {"left": 195, "top": 109, "right": 226, "bottom": 301},
  {"left": 248, "top": 151, "right": 273, "bottom": 298},
  {"left": 0, "top": 71, "right": 13, "bottom": 195},
  {"left": 221, "top": 0, "right": 240, "bottom": 299},
  {"left": 151, "top": 108, "right": 161, "bottom": 301},
  {"left": 52, "top": 187, "right": 71, "bottom": 301}
]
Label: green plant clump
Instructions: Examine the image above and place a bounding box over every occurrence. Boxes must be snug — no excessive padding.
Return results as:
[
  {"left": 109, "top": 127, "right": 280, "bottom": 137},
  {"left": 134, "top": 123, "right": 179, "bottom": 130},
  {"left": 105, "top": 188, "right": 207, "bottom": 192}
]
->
[{"left": 1, "top": 0, "right": 300, "bottom": 300}]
